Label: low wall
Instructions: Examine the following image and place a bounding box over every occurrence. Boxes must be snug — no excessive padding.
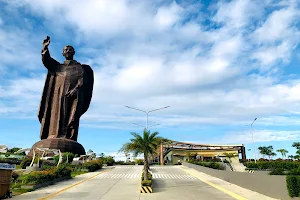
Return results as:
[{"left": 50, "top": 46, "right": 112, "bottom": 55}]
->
[{"left": 183, "top": 162, "right": 299, "bottom": 200}]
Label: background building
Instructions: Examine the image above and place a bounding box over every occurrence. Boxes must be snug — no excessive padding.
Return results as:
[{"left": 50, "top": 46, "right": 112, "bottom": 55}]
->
[{"left": 150, "top": 141, "right": 246, "bottom": 165}]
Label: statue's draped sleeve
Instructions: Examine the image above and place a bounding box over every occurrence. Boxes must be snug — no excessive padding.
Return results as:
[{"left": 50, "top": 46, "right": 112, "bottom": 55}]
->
[
  {"left": 80, "top": 64, "right": 94, "bottom": 116},
  {"left": 38, "top": 49, "right": 60, "bottom": 139},
  {"left": 41, "top": 48, "right": 59, "bottom": 73}
]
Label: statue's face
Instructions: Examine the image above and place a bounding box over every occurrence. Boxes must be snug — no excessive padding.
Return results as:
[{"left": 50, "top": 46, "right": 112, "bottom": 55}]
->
[{"left": 62, "top": 46, "right": 75, "bottom": 60}]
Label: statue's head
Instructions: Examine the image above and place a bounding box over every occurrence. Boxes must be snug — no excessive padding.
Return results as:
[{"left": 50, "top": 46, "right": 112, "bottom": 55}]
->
[{"left": 62, "top": 45, "right": 75, "bottom": 60}]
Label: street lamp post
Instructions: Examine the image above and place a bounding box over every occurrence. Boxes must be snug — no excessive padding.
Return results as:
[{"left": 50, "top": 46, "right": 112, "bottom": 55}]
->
[
  {"left": 251, "top": 118, "right": 257, "bottom": 163},
  {"left": 125, "top": 106, "right": 170, "bottom": 130},
  {"left": 132, "top": 123, "right": 160, "bottom": 129},
  {"left": 125, "top": 105, "right": 170, "bottom": 166}
]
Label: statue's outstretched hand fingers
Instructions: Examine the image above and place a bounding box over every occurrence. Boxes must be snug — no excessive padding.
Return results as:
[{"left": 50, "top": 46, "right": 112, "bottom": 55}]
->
[{"left": 43, "top": 36, "right": 50, "bottom": 46}]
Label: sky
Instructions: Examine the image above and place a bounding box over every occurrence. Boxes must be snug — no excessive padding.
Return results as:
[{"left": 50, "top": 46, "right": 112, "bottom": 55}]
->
[{"left": 0, "top": 0, "right": 300, "bottom": 161}]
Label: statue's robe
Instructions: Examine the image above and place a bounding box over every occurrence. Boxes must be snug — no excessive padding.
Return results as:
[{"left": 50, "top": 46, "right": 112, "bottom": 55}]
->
[{"left": 38, "top": 49, "right": 93, "bottom": 141}]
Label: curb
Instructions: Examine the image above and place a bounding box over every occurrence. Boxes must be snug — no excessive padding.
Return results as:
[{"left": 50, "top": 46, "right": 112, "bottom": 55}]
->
[{"left": 140, "top": 186, "right": 152, "bottom": 193}]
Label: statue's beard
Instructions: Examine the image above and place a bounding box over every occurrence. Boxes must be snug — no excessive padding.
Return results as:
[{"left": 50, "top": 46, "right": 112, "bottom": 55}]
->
[{"left": 64, "top": 53, "right": 73, "bottom": 60}]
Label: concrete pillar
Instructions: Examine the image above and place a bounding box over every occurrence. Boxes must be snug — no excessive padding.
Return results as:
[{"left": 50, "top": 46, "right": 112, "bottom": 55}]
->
[
  {"left": 241, "top": 146, "right": 246, "bottom": 160},
  {"left": 160, "top": 142, "right": 164, "bottom": 165}
]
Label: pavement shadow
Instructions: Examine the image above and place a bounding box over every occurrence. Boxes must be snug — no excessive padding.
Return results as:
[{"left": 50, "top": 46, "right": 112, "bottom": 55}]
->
[{"left": 152, "top": 179, "right": 168, "bottom": 193}]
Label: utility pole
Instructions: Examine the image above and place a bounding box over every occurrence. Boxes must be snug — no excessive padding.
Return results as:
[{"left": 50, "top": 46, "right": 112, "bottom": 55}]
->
[
  {"left": 251, "top": 118, "right": 257, "bottom": 163},
  {"left": 125, "top": 105, "right": 170, "bottom": 165}
]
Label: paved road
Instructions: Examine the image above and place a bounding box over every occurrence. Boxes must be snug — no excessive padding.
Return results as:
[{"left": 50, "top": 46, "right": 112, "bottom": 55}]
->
[
  {"left": 12, "top": 165, "right": 277, "bottom": 200},
  {"left": 140, "top": 166, "right": 235, "bottom": 200}
]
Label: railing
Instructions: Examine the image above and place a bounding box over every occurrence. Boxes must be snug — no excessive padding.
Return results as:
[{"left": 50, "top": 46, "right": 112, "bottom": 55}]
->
[{"left": 222, "top": 161, "right": 234, "bottom": 171}]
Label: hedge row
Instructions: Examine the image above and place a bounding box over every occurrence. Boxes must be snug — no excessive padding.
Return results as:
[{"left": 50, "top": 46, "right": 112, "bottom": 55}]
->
[
  {"left": 82, "top": 160, "right": 103, "bottom": 172},
  {"left": 0, "top": 158, "right": 22, "bottom": 165},
  {"left": 246, "top": 161, "right": 300, "bottom": 170},
  {"left": 268, "top": 167, "right": 300, "bottom": 175},
  {"left": 115, "top": 161, "right": 135, "bottom": 165},
  {"left": 286, "top": 175, "right": 300, "bottom": 197},
  {"left": 22, "top": 164, "right": 72, "bottom": 185},
  {"left": 188, "top": 161, "right": 224, "bottom": 170}
]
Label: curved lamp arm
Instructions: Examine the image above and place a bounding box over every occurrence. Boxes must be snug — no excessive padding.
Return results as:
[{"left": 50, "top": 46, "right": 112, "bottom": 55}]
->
[
  {"left": 37, "top": 150, "right": 46, "bottom": 167},
  {"left": 57, "top": 150, "right": 62, "bottom": 167},
  {"left": 30, "top": 150, "right": 35, "bottom": 167}
]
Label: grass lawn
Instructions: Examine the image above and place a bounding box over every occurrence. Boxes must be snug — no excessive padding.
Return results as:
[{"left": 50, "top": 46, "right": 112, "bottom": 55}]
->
[
  {"left": 12, "top": 188, "right": 33, "bottom": 196},
  {"left": 71, "top": 171, "right": 88, "bottom": 178},
  {"left": 15, "top": 165, "right": 22, "bottom": 170},
  {"left": 10, "top": 169, "right": 89, "bottom": 196}
]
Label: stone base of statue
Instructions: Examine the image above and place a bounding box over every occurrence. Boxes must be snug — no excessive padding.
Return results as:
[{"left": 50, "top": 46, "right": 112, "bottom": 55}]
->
[{"left": 28, "top": 138, "right": 86, "bottom": 157}]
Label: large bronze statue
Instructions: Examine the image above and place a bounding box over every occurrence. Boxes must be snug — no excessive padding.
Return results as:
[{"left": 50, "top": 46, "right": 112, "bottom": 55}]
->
[{"left": 30, "top": 36, "right": 94, "bottom": 156}]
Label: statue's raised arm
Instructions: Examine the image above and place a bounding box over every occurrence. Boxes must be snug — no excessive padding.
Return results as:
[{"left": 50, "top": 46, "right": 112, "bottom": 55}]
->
[{"left": 41, "top": 36, "right": 59, "bottom": 72}]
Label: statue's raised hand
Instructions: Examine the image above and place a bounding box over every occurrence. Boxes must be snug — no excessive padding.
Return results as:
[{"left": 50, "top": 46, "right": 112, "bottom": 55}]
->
[{"left": 43, "top": 36, "right": 50, "bottom": 49}]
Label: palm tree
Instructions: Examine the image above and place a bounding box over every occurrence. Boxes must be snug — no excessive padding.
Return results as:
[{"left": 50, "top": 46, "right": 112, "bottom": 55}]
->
[
  {"left": 258, "top": 146, "right": 276, "bottom": 159},
  {"left": 292, "top": 142, "right": 300, "bottom": 149},
  {"left": 99, "top": 153, "right": 105, "bottom": 158},
  {"left": 292, "top": 142, "right": 300, "bottom": 156},
  {"left": 288, "top": 155, "right": 294, "bottom": 160},
  {"left": 276, "top": 149, "right": 288, "bottom": 159},
  {"left": 258, "top": 146, "right": 268, "bottom": 158},
  {"left": 119, "top": 129, "right": 163, "bottom": 180},
  {"left": 295, "top": 155, "right": 300, "bottom": 160}
]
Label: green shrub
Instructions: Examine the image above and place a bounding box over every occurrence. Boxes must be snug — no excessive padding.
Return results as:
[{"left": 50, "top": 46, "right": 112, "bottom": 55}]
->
[
  {"left": 141, "top": 180, "right": 152, "bottom": 186},
  {"left": 246, "top": 162, "right": 258, "bottom": 169},
  {"left": 63, "top": 152, "right": 75, "bottom": 163},
  {"left": 53, "top": 155, "right": 59, "bottom": 165},
  {"left": 288, "top": 167, "right": 300, "bottom": 175},
  {"left": 53, "top": 152, "right": 75, "bottom": 165},
  {"left": 116, "top": 161, "right": 135, "bottom": 165},
  {"left": 135, "top": 159, "right": 144, "bottom": 165},
  {"left": 70, "top": 164, "right": 83, "bottom": 171},
  {"left": 20, "top": 157, "right": 33, "bottom": 169},
  {"left": 189, "top": 161, "right": 223, "bottom": 170},
  {"left": 269, "top": 168, "right": 285, "bottom": 175},
  {"left": 82, "top": 160, "right": 103, "bottom": 172},
  {"left": 41, "top": 160, "right": 56, "bottom": 169},
  {"left": 246, "top": 161, "right": 300, "bottom": 170},
  {"left": 141, "top": 171, "right": 152, "bottom": 181},
  {"left": 0, "top": 158, "right": 22, "bottom": 165},
  {"left": 22, "top": 164, "right": 72, "bottom": 185},
  {"left": 55, "top": 164, "right": 72, "bottom": 177},
  {"left": 105, "top": 156, "right": 115, "bottom": 166},
  {"left": 12, "top": 171, "right": 19, "bottom": 182},
  {"left": 286, "top": 175, "right": 300, "bottom": 197}
]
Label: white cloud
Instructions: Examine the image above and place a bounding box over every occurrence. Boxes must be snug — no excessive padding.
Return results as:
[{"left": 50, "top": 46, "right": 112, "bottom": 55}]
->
[
  {"left": 155, "top": 2, "right": 183, "bottom": 29},
  {"left": 253, "top": 6, "right": 299, "bottom": 44},
  {"left": 1, "top": 0, "right": 300, "bottom": 142},
  {"left": 251, "top": 3, "right": 300, "bottom": 68},
  {"left": 213, "top": 0, "right": 266, "bottom": 28},
  {"left": 220, "top": 129, "right": 300, "bottom": 144}
]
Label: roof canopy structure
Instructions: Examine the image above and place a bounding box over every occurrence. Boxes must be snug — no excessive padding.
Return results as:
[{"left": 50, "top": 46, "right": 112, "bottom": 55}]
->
[
  {"left": 15, "top": 148, "right": 32, "bottom": 154},
  {"left": 159, "top": 140, "right": 247, "bottom": 160},
  {"left": 163, "top": 140, "right": 244, "bottom": 150}
]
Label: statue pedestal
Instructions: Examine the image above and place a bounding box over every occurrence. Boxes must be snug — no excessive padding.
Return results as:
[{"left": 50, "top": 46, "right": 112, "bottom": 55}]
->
[{"left": 29, "top": 138, "right": 86, "bottom": 157}]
